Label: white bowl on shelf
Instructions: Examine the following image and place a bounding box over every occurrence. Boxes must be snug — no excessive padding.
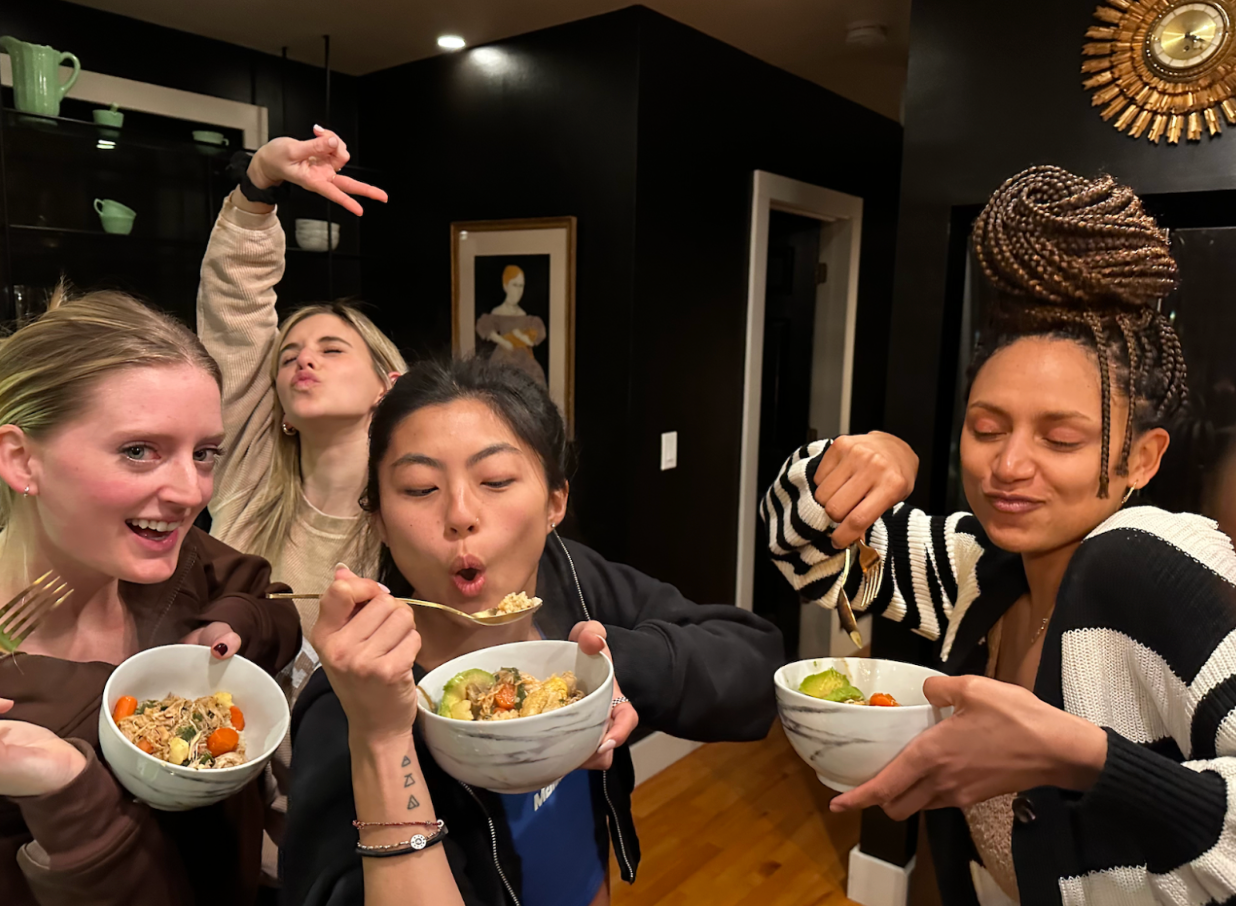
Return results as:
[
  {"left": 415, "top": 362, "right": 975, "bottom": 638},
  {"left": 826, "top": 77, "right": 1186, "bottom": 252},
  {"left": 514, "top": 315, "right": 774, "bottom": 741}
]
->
[
  {"left": 774, "top": 656, "right": 951, "bottom": 792},
  {"left": 98, "top": 644, "right": 290, "bottom": 811},
  {"left": 416, "top": 640, "right": 613, "bottom": 794},
  {"left": 294, "top": 218, "right": 340, "bottom": 252}
]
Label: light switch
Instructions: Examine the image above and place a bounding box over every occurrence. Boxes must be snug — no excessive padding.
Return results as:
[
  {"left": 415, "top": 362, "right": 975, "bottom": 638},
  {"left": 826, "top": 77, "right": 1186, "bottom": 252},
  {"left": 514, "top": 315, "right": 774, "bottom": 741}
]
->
[{"left": 661, "top": 431, "right": 678, "bottom": 470}]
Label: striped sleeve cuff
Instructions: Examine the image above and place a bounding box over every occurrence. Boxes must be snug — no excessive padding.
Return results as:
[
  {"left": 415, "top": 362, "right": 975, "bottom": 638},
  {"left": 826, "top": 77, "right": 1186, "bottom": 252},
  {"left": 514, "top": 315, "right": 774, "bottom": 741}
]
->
[{"left": 1071, "top": 729, "right": 1227, "bottom": 871}]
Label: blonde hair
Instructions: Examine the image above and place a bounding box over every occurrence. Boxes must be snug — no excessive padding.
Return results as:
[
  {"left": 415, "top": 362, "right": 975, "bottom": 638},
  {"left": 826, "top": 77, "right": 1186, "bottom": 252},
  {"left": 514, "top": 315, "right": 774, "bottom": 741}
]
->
[
  {"left": 0, "top": 286, "right": 221, "bottom": 576},
  {"left": 502, "top": 265, "right": 524, "bottom": 288},
  {"left": 243, "top": 303, "right": 406, "bottom": 574}
]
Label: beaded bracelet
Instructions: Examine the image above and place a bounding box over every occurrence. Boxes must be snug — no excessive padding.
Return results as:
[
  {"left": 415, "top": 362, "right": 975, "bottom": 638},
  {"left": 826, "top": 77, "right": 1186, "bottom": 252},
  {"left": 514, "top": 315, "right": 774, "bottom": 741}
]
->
[
  {"left": 353, "top": 818, "right": 441, "bottom": 830},
  {"left": 355, "top": 819, "right": 448, "bottom": 858}
]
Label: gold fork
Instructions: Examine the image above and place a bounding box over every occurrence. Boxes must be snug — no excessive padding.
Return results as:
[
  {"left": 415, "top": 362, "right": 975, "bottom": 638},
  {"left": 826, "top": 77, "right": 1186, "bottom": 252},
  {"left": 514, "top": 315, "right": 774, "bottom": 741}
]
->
[
  {"left": 833, "top": 534, "right": 885, "bottom": 649},
  {"left": 0, "top": 570, "right": 72, "bottom": 656}
]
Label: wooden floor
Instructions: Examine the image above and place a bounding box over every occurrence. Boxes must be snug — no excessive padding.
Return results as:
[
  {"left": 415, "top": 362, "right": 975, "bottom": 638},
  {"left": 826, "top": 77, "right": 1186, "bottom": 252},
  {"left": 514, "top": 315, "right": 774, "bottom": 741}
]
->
[{"left": 610, "top": 722, "right": 862, "bottom": 906}]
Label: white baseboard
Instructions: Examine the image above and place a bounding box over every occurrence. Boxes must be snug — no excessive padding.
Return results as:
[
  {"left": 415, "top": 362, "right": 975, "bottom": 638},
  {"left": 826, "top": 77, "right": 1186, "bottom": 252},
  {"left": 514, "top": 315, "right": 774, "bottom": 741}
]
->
[
  {"left": 847, "top": 846, "right": 915, "bottom": 906},
  {"left": 629, "top": 732, "right": 702, "bottom": 787}
]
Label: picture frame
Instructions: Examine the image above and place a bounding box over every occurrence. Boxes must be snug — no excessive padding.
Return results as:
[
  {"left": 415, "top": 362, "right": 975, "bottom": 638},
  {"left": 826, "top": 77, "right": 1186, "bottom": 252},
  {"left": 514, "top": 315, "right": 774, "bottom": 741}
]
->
[{"left": 451, "top": 217, "right": 577, "bottom": 433}]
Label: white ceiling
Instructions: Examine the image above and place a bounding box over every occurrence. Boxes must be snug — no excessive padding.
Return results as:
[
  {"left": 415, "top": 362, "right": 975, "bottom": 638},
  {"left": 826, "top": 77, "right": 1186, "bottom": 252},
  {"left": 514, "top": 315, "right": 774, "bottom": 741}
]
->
[{"left": 66, "top": 0, "right": 909, "bottom": 120}]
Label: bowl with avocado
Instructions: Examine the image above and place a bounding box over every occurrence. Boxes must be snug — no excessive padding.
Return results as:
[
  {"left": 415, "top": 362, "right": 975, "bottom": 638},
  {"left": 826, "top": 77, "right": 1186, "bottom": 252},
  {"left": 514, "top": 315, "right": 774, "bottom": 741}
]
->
[
  {"left": 416, "top": 640, "right": 613, "bottom": 794},
  {"left": 773, "top": 656, "right": 950, "bottom": 792}
]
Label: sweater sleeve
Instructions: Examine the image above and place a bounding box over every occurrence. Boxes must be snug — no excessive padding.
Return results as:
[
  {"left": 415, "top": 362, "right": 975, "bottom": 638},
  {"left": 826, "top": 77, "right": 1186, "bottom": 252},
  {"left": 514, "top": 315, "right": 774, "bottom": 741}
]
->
[
  {"left": 1057, "top": 515, "right": 1236, "bottom": 901},
  {"left": 194, "top": 530, "right": 301, "bottom": 674},
  {"left": 13, "top": 741, "right": 184, "bottom": 906},
  {"left": 760, "top": 439, "right": 992, "bottom": 649},
  {"left": 568, "top": 543, "right": 785, "bottom": 742},
  {"left": 196, "top": 191, "right": 286, "bottom": 521}
]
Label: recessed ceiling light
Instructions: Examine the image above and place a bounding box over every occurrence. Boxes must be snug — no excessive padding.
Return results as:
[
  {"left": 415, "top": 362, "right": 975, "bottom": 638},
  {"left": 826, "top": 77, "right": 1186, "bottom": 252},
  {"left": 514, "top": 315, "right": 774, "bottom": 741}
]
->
[{"left": 438, "top": 35, "right": 466, "bottom": 51}]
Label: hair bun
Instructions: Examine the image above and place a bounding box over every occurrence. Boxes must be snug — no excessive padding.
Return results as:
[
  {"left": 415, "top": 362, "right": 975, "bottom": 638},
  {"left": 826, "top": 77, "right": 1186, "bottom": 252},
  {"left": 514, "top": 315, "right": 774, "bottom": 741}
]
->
[{"left": 972, "top": 165, "right": 1178, "bottom": 311}]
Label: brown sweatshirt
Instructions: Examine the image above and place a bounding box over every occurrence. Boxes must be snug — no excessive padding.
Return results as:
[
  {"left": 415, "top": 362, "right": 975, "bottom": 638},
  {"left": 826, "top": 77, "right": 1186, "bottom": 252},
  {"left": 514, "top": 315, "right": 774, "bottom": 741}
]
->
[{"left": 0, "top": 528, "right": 300, "bottom": 906}]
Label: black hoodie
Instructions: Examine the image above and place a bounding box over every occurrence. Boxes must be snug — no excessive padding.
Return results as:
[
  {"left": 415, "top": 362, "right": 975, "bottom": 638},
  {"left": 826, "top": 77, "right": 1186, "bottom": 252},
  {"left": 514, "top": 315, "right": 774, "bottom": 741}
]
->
[{"left": 281, "top": 534, "right": 784, "bottom": 906}]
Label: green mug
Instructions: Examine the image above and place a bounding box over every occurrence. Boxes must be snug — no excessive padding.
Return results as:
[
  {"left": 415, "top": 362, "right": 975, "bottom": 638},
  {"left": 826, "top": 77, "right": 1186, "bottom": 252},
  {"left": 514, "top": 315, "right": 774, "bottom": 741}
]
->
[
  {"left": 93, "top": 105, "right": 124, "bottom": 128},
  {"left": 94, "top": 198, "right": 136, "bottom": 235},
  {"left": 0, "top": 36, "right": 80, "bottom": 117},
  {"left": 192, "top": 130, "right": 228, "bottom": 146}
]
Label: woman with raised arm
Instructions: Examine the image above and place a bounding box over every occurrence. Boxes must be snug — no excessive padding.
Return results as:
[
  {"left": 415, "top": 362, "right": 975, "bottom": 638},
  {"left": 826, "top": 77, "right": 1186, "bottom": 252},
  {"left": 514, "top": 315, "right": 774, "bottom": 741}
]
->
[
  {"left": 198, "top": 127, "right": 403, "bottom": 643},
  {"left": 283, "top": 358, "right": 785, "bottom": 906},
  {"left": 764, "top": 166, "right": 1236, "bottom": 905},
  {"left": 0, "top": 289, "right": 300, "bottom": 906}
]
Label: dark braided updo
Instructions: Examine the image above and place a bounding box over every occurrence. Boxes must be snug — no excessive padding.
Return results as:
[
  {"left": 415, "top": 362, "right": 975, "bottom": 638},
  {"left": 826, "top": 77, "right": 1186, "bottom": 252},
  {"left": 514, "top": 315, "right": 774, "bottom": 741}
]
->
[{"left": 969, "top": 165, "right": 1190, "bottom": 498}]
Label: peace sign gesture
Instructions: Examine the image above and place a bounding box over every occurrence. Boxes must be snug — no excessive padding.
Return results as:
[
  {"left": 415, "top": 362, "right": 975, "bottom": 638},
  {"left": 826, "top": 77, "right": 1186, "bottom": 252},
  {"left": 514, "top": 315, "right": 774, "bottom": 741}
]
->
[{"left": 248, "top": 125, "right": 388, "bottom": 217}]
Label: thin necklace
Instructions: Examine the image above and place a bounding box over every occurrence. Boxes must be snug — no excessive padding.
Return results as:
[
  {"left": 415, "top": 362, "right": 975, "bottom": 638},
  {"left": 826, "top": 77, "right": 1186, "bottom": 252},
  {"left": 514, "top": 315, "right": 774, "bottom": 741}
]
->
[{"left": 1028, "top": 611, "right": 1053, "bottom": 647}]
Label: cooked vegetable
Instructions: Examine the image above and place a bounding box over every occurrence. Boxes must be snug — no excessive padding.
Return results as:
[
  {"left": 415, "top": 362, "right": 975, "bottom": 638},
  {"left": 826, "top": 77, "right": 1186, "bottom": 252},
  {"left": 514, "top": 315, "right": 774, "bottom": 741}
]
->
[
  {"left": 438, "top": 668, "right": 584, "bottom": 721},
  {"left": 799, "top": 667, "right": 899, "bottom": 706},
  {"left": 229, "top": 706, "right": 245, "bottom": 730},
  {"left": 136, "top": 739, "right": 156, "bottom": 754},
  {"left": 207, "top": 727, "right": 240, "bottom": 757},
  {"left": 112, "top": 696, "right": 138, "bottom": 723}
]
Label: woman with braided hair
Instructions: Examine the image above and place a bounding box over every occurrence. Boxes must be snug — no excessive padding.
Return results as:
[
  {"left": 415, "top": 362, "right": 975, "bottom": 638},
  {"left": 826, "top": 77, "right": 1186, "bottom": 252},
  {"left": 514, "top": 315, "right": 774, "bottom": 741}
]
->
[{"left": 763, "top": 166, "right": 1236, "bottom": 904}]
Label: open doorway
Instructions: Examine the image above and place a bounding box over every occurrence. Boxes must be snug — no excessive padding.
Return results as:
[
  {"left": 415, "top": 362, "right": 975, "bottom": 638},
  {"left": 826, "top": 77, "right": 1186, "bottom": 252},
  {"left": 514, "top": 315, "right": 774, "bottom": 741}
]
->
[{"left": 736, "top": 172, "right": 866, "bottom": 660}]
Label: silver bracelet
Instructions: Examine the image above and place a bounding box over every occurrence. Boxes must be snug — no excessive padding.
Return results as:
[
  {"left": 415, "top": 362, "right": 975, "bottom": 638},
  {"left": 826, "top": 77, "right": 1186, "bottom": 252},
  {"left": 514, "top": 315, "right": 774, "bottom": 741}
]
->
[
  {"left": 355, "top": 819, "right": 448, "bottom": 858},
  {"left": 611, "top": 696, "right": 630, "bottom": 708}
]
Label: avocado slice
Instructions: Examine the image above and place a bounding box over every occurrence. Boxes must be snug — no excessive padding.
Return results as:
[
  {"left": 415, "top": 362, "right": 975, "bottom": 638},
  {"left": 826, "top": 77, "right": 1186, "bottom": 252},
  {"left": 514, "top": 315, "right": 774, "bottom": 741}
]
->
[
  {"left": 799, "top": 668, "right": 864, "bottom": 703},
  {"left": 437, "top": 668, "right": 495, "bottom": 718}
]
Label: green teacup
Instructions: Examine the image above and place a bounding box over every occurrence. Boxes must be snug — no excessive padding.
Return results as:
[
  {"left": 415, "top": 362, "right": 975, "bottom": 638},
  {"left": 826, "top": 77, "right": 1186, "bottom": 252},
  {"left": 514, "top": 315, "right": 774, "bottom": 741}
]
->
[
  {"left": 192, "top": 130, "right": 228, "bottom": 146},
  {"left": 94, "top": 198, "right": 135, "bottom": 235},
  {"left": 93, "top": 106, "right": 124, "bottom": 128}
]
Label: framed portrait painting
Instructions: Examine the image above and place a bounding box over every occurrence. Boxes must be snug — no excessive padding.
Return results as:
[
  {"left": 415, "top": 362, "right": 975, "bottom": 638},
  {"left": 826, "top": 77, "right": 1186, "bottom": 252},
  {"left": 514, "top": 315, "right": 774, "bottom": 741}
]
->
[{"left": 451, "top": 217, "right": 577, "bottom": 433}]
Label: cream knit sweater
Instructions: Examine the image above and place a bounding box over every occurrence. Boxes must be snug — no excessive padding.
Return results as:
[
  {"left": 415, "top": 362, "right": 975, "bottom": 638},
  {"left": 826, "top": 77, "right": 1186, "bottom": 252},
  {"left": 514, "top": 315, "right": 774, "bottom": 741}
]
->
[{"left": 197, "top": 194, "right": 362, "bottom": 630}]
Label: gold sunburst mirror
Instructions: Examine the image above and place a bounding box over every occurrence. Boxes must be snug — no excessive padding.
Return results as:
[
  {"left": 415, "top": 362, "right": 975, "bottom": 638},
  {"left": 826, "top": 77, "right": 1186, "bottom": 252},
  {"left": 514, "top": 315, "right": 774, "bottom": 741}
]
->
[{"left": 1082, "top": 0, "right": 1236, "bottom": 143}]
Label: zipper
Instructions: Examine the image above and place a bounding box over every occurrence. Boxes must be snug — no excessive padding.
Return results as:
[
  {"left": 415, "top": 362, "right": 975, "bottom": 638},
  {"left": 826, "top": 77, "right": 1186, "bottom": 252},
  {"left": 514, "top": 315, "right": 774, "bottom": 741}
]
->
[
  {"left": 553, "top": 531, "right": 635, "bottom": 878},
  {"left": 459, "top": 780, "right": 522, "bottom": 906},
  {"left": 602, "top": 769, "right": 634, "bottom": 880}
]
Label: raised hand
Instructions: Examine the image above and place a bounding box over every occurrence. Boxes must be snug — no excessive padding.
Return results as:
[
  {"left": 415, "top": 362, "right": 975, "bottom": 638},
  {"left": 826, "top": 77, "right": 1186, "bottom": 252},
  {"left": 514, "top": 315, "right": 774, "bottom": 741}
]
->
[
  {"left": 569, "top": 620, "right": 639, "bottom": 771},
  {"left": 248, "top": 126, "right": 388, "bottom": 217},
  {"left": 815, "top": 431, "right": 919, "bottom": 548}
]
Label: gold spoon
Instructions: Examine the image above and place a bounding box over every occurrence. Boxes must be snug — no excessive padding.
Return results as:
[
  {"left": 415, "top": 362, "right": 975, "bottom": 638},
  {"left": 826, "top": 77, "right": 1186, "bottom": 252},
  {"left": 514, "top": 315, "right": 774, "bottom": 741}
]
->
[{"left": 267, "top": 593, "right": 541, "bottom": 626}]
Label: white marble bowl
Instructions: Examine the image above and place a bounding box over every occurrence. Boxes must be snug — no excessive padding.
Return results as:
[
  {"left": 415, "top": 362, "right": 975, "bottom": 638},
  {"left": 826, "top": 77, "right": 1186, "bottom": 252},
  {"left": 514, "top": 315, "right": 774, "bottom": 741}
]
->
[
  {"left": 774, "top": 656, "right": 950, "bottom": 792},
  {"left": 417, "top": 640, "right": 613, "bottom": 794},
  {"left": 98, "top": 645, "right": 290, "bottom": 811}
]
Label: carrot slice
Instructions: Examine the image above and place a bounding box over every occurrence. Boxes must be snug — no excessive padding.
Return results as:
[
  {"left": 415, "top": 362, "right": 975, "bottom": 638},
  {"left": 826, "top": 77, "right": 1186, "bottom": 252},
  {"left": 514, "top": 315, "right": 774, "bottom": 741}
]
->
[
  {"left": 207, "top": 727, "right": 240, "bottom": 757},
  {"left": 493, "top": 684, "right": 517, "bottom": 711},
  {"left": 112, "top": 696, "right": 138, "bottom": 723},
  {"left": 137, "top": 739, "right": 156, "bottom": 754},
  {"left": 869, "top": 693, "right": 899, "bottom": 707},
  {"left": 229, "top": 706, "right": 245, "bottom": 731}
]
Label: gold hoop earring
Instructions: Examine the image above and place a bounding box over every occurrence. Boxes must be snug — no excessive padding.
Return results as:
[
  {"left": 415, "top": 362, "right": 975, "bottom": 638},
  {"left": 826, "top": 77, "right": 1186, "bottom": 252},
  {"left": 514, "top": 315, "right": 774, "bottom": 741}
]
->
[
  {"left": 282, "top": 421, "right": 298, "bottom": 437},
  {"left": 1122, "top": 485, "right": 1137, "bottom": 506}
]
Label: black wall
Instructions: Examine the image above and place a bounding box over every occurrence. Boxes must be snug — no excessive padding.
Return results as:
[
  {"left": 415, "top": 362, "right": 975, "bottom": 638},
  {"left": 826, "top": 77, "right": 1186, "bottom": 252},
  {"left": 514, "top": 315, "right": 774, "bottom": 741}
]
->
[
  {"left": 624, "top": 12, "right": 903, "bottom": 598},
  {"left": 360, "top": 6, "right": 903, "bottom": 604},
  {"left": 890, "top": 0, "right": 1236, "bottom": 507},
  {"left": 2, "top": 0, "right": 358, "bottom": 151}
]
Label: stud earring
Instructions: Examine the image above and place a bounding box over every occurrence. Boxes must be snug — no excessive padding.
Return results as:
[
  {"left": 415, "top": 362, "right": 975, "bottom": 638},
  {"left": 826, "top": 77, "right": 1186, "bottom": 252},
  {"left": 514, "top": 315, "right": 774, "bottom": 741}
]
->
[
  {"left": 282, "top": 421, "right": 298, "bottom": 436},
  {"left": 22, "top": 486, "right": 29, "bottom": 498}
]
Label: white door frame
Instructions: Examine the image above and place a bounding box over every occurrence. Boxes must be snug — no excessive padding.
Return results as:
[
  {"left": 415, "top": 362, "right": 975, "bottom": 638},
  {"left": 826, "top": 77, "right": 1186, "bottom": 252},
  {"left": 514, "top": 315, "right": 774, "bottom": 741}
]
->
[{"left": 734, "top": 171, "right": 863, "bottom": 612}]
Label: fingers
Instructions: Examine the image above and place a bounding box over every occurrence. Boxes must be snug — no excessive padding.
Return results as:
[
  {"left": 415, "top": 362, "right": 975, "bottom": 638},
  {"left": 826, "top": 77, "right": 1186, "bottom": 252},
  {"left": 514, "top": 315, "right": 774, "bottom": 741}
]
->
[
  {"left": 830, "top": 738, "right": 930, "bottom": 813},
  {"left": 314, "top": 566, "right": 387, "bottom": 637},
  {"left": 604, "top": 701, "right": 639, "bottom": 750},
  {"left": 0, "top": 699, "right": 12, "bottom": 715},
  {"left": 569, "top": 620, "right": 606, "bottom": 644},
  {"left": 923, "top": 675, "right": 970, "bottom": 708},
  {"left": 209, "top": 631, "right": 243, "bottom": 660},
  {"left": 813, "top": 440, "right": 856, "bottom": 509},
  {"left": 314, "top": 181, "right": 366, "bottom": 217},
  {"left": 332, "top": 174, "right": 389, "bottom": 203},
  {"left": 363, "top": 605, "right": 419, "bottom": 661}
]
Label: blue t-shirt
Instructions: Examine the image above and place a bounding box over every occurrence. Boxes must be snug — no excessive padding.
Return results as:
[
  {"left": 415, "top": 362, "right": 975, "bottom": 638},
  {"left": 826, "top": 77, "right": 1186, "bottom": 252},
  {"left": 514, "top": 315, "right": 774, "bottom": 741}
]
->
[{"left": 499, "top": 769, "right": 605, "bottom": 905}]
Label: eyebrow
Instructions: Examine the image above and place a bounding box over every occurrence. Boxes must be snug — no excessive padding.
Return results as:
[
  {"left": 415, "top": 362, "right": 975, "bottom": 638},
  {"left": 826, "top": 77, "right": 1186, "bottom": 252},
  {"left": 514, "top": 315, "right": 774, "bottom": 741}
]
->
[
  {"left": 390, "top": 443, "right": 520, "bottom": 471},
  {"left": 968, "top": 401, "right": 1093, "bottom": 422},
  {"left": 278, "top": 335, "right": 355, "bottom": 356}
]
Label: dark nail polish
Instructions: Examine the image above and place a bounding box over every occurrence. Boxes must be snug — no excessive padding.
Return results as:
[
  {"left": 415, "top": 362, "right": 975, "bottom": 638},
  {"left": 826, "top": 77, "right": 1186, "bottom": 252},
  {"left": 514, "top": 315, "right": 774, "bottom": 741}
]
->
[{"left": 213, "top": 643, "right": 228, "bottom": 656}]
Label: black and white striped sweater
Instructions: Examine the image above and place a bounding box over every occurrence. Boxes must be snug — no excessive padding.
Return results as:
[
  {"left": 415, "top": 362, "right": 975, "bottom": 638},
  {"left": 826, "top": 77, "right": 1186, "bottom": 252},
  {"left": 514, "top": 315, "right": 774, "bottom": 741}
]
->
[{"left": 761, "top": 440, "right": 1236, "bottom": 906}]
